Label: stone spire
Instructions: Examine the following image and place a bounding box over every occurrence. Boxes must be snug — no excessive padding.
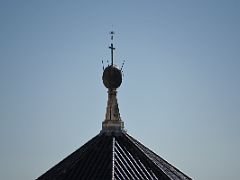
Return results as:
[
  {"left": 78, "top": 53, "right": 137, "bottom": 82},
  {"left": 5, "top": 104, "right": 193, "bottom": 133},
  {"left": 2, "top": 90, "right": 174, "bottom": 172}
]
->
[{"left": 101, "top": 31, "right": 124, "bottom": 133}]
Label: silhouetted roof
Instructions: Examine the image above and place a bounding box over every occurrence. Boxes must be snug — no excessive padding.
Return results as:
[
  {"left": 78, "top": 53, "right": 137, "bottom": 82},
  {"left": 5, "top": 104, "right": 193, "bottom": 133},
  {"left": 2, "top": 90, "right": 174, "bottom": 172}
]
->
[{"left": 36, "top": 132, "right": 191, "bottom": 180}]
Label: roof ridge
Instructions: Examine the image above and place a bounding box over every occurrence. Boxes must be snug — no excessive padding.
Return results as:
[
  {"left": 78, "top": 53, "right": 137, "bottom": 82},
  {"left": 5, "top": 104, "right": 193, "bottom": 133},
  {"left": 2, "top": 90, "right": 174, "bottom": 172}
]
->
[
  {"left": 124, "top": 133, "right": 192, "bottom": 180},
  {"left": 36, "top": 134, "right": 101, "bottom": 179},
  {"left": 112, "top": 137, "right": 116, "bottom": 180}
]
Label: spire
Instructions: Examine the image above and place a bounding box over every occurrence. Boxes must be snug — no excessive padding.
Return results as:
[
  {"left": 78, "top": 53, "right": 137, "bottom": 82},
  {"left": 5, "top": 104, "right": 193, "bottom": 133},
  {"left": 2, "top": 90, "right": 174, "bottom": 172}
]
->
[{"left": 101, "top": 31, "right": 124, "bottom": 134}]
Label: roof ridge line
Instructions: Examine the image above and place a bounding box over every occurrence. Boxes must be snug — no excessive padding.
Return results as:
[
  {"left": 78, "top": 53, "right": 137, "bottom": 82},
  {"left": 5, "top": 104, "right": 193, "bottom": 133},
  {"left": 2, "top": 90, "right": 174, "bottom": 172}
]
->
[
  {"left": 124, "top": 133, "right": 192, "bottom": 180},
  {"left": 124, "top": 133, "right": 173, "bottom": 179}
]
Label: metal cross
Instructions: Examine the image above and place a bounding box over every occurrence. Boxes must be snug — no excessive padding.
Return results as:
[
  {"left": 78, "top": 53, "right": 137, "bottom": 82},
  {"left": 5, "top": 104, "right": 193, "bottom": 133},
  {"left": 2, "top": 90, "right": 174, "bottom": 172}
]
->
[{"left": 109, "top": 43, "right": 115, "bottom": 66}]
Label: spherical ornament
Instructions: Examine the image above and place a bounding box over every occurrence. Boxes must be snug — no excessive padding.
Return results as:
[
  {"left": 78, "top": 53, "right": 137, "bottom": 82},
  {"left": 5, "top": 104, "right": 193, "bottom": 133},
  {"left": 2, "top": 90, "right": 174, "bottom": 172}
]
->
[{"left": 102, "top": 65, "right": 122, "bottom": 89}]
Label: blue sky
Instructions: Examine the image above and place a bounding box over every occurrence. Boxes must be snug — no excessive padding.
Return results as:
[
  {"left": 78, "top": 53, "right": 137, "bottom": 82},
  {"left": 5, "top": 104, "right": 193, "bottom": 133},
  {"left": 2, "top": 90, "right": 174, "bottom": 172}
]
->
[{"left": 0, "top": 0, "right": 239, "bottom": 179}]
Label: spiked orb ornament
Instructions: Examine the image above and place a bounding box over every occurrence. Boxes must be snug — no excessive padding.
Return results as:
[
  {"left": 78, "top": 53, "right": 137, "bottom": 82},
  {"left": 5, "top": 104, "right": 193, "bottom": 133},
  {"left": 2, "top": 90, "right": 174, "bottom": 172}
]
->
[{"left": 102, "top": 65, "right": 122, "bottom": 89}]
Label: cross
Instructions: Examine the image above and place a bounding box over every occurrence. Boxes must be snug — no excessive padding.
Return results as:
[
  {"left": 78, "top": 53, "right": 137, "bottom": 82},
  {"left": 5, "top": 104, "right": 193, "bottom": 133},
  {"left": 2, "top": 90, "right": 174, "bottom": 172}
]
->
[{"left": 109, "top": 43, "right": 115, "bottom": 66}]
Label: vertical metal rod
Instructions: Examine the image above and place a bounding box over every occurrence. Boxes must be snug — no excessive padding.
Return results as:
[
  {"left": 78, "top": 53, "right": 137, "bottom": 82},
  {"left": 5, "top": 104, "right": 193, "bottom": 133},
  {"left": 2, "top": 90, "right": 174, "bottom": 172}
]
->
[{"left": 111, "top": 43, "right": 114, "bottom": 66}]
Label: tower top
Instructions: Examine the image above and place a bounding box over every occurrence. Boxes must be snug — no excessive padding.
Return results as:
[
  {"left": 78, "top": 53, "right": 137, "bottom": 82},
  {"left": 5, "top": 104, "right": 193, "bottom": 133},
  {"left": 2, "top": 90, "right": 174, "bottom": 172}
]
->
[{"left": 102, "top": 31, "right": 124, "bottom": 133}]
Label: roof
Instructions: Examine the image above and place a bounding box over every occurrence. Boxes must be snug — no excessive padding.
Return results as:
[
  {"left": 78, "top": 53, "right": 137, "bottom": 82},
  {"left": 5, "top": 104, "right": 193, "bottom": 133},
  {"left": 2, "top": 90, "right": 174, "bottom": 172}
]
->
[{"left": 36, "top": 132, "right": 191, "bottom": 180}]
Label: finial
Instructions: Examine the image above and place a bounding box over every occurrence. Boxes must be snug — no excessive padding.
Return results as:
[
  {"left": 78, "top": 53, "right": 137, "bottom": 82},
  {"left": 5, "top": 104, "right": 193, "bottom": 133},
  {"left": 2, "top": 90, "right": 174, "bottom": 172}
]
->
[
  {"left": 109, "top": 31, "right": 115, "bottom": 66},
  {"left": 110, "top": 31, "right": 114, "bottom": 41},
  {"left": 102, "top": 31, "right": 123, "bottom": 90},
  {"left": 101, "top": 31, "right": 124, "bottom": 134}
]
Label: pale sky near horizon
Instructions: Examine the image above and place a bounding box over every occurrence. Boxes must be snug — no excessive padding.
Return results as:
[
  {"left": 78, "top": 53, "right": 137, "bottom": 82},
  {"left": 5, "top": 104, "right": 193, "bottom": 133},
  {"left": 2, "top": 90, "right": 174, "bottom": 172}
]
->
[{"left": 0, "top": 1, "right": 240, "bottom": 179}]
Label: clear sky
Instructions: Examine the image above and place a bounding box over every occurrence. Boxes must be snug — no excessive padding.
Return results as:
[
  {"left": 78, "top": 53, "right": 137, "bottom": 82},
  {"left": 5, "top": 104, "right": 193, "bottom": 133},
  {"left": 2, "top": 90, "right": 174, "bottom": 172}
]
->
[{"left": 0, "top": 0, "right": 239, "bottom": 179}]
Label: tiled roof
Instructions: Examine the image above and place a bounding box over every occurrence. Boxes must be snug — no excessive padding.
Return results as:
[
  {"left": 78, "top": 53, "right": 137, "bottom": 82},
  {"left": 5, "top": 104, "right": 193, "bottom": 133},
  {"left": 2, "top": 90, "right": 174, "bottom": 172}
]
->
[{"left": 36, "top": 132, "right": 191, "bottom": 180}]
